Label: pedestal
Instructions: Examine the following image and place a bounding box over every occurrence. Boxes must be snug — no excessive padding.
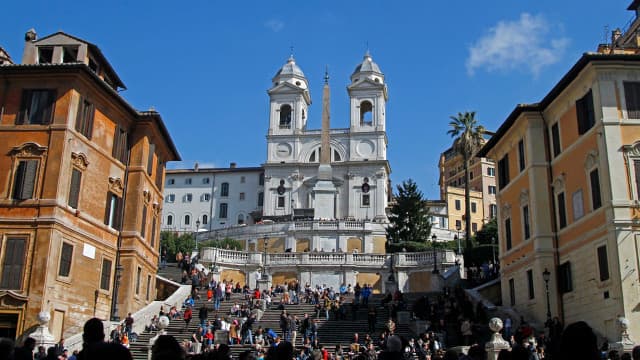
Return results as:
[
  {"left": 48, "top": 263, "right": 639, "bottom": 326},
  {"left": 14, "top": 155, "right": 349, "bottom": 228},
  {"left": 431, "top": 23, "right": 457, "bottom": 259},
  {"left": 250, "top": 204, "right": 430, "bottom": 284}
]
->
[
  {"left": 28, "top": 311, "right": 56, "bottom": 350},
  {"left": 610, "top": 317, "right": 635, "bottom": 355},
  {"left": 485, "top": 318, "right": 510, "bottom": 360},
  {"left": 257, "top": 277, "right": 270, "bottom": 291}
]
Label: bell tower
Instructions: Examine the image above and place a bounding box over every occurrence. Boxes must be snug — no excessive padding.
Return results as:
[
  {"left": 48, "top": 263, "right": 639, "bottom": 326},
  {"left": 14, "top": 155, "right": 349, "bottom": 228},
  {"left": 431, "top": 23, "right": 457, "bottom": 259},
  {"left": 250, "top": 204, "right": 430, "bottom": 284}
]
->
[
  {"left": 348, "top": 51, "right": 387, "bottom": 133},
  {"left": 267, "top": 55, "right": 311, "bottom": 137}
]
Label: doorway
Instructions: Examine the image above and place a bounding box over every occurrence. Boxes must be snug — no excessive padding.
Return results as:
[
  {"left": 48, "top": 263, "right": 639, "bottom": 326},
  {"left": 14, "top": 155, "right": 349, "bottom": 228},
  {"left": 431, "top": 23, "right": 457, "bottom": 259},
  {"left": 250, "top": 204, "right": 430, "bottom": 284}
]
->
[{"left": 0, "top": 313, "right": 18, "bottom": 339}]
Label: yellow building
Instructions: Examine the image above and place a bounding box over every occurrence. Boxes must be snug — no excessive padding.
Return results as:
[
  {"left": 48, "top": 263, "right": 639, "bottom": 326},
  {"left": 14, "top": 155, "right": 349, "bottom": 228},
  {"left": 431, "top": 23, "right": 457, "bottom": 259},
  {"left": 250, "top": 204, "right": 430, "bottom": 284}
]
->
[
  {"left": 443, "top": 186, "right": 485, "bottom": 236},
  {"left": 479, "top": 2, "right": 640, "bottom": 340}
]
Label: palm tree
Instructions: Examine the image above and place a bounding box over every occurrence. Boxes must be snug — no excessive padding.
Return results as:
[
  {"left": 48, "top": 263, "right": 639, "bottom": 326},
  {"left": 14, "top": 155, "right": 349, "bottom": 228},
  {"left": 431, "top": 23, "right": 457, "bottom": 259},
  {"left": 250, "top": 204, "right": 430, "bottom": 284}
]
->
[{"left": 447, "top": 111, "right": 486, "bottom": 249}]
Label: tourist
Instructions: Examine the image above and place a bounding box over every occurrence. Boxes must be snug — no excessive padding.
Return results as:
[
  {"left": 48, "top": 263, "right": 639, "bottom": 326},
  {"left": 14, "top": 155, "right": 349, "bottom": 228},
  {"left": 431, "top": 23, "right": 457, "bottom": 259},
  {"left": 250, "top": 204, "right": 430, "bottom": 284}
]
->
[
  {"left": 13, "top": 337, "right": 36, "bottom": 360},
  {"left": 183, "top": 306, "right": 193, "bottom": 330},
  {"left": 124, "top": 313, "right": 134, "bottom": 338},
  {"left": 152, "top": 334, "right": 185, "bottom": 360},
  {"left": 77, "top": 317, "right": 132, "bottom": 360}
]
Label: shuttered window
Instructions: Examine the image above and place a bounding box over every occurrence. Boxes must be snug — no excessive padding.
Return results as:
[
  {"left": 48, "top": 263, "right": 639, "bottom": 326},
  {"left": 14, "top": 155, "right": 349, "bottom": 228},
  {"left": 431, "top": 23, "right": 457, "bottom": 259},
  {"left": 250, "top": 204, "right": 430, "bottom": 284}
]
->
[
  {"left": 16, "top": 89, "right": 56, "bottom": 125},
  {"left": 597, "top": 245, "right": 609, "bottom": 282},
  {"left": 68, "top": 168, "right": 82, "bottom": 208},
  {"left": 518, "top": 139, "right": 526, "bottom": 171},
  {"left": 147, "top": 143, "right": 155, "bottom": 176},
  {"left": 100, "top": 259, "right": 112, "bottom": 290},
  {"left": 509, "top": 278, "right": 515, "bottom": 306},
  {"left": 219, "top": 203, "right": 228, "bottom": 218},
  {"left": 58, "top": 242, "right": 73, "bottom": 277},
  {"left": 590, "top": 169, "right": 602, "bottom": 210},
  {"left": 141, "top": 206, "right": 148, "bottom": 239},
  {"left": 505, "top": 218, "right": 512, "bottom": 250},
  {"left": 104, "top": 192, "right": 123, "bottom": 230},
  {"left": 523, "top": 205, "right": 530, "bottom": 240},
  {"left": 551, "top": 123, "right": 561, "bottom": 158},
  {"left": 527, "top": 269, "right": 535, "bottom": 299},
  {"left": 576, "top": 90, "right": 595, "bottom": 135},
  {"left": 112, "top": 126, "right": 128, "bottom": 163},
  {"left": 498, "top": 154, "right": 510, "bottom": 189},
  {"left": 155, "top": 158, "right": 163, "bottom": 188},
  {"left": 624, "top": 82, "right": 640, "bottom": 119},
  {"left": 12, "top": 160, "right": 38, "bottom": 200},
  {"left": 150, "top": 217, "right": 157, "bottom": 248},
  {"left": 557, "top": 192, "right": 567, "bottom": 229},
  {"left": 559, "top": 262, "right": 573, "bottom": 293},
  {"left": 136, "top": 267, "right": 142, "bottom": 295},
  {"left": 0, "top": 238, "right": 26, "bottom": 290},
  {"left": 75, "top": 97, "right": 94, "bottom": 139}
]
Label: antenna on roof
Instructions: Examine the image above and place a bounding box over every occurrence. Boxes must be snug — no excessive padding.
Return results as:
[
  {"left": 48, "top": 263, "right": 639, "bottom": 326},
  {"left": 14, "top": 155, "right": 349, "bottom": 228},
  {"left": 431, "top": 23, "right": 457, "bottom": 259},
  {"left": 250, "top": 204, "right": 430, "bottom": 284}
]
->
[{"left": 603, "top": 25, "right": 610, "bottom": 44}]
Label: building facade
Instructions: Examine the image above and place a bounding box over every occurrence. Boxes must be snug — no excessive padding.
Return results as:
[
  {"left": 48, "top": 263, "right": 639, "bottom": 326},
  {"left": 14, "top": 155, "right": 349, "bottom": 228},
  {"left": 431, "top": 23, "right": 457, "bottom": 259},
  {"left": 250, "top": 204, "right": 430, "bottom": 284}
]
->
[
  {"left": 0, "top": 30, "right": 179, "bottom": 340},
  {"left": 478, "top": 2, "right": 640, "bottom": 341},
  {"left": 162, "top": 164, "right": 264, "bottom": 232}
]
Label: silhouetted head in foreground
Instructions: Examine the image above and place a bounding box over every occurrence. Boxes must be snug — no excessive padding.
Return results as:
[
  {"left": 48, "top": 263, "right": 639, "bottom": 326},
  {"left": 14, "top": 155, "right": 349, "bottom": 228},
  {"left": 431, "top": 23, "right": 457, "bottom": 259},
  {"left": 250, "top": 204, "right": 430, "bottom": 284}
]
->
[{"left": 559, "top": 321, "right": 600, "bottom": 360}]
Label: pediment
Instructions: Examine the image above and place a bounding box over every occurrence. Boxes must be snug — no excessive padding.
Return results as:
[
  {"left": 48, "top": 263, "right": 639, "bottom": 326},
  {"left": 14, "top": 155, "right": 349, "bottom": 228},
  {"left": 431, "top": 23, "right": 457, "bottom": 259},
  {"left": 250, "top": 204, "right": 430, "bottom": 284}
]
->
[
  {"left": 268, "top": 81, "right": 305, "bottom": 94},
  {"left": 0, "top": 290, "right": 28, "bottom": 307},
  {"left": 34, "top": 32, "right": 89, "bottom": 47},
  {"left": 347, "top": 78, "right": 385, "bottom": 90}
]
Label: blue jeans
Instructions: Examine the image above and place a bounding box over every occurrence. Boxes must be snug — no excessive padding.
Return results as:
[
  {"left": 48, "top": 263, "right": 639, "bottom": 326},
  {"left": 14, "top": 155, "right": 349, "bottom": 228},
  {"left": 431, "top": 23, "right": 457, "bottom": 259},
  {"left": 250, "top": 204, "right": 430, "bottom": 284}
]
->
[
  {"left": 243, "top": 329, "right": 253, "bottom": 345},
  {"left": 214, "top": 297, "right": 220, "bottom": 310}
]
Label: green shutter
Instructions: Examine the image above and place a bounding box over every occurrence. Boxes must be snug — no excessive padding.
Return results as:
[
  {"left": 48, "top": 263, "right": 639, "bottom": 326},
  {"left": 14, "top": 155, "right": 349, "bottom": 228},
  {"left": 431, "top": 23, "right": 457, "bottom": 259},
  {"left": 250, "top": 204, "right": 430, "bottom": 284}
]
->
[{"left": 68, "top": 169, "right": 82, "bottom": 208}]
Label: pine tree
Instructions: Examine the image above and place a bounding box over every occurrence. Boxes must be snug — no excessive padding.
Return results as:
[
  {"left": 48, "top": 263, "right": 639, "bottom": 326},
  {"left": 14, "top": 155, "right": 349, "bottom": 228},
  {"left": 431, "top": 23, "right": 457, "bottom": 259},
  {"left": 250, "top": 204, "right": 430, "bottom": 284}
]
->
[{"left": 386, "top": 179, "right": 431, "bottom": 248}]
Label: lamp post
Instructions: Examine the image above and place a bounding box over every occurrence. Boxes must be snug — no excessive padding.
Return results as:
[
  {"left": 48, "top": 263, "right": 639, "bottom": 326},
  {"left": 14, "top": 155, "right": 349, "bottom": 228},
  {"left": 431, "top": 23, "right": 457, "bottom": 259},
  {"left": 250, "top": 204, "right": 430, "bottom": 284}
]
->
[
  {"left": 543, "top": 268, "right": 552, "bottom": 326},
  {"left": 431, "top": 234, "right": 439, "bottom": 274},
  {"left": 263, "top": 235, "right": 269, "bottom": 280},
  {"left": 455, "top": 223, "right": 462, "bottom": 254},
  {"left": 194, "top": 219, "right": 200, "bottom": 252},
  {"left": 492, "top": 236, "right": 496, "bottom": 265},
  {"left": 291, "top": 198, "right": 295, "bottom": 222}
]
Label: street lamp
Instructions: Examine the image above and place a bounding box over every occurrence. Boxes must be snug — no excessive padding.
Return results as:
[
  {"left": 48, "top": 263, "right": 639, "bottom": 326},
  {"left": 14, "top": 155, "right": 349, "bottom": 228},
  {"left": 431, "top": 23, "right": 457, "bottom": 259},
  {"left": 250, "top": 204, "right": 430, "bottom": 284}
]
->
[
  {"left": 492, "top": 236, "right": 496, "bottom": 265},
  {"left": 262, "top": 235, "right": 269, "bottom": 279},
  {"left": 543, "top": 268, "right": 552, "bottom": 326},
  {"left": 455, "top": 223, "right": 462, "bottom": 254},
  {"left": 431, "top": 234, "right": 439, "bottom": 274}
]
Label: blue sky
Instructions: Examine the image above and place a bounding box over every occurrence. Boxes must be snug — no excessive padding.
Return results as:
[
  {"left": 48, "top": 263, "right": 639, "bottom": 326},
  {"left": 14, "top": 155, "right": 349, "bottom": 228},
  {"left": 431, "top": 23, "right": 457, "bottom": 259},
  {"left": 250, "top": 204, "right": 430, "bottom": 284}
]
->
[{"left": 0, "top": 0, "right": 633, "bottom": 199}]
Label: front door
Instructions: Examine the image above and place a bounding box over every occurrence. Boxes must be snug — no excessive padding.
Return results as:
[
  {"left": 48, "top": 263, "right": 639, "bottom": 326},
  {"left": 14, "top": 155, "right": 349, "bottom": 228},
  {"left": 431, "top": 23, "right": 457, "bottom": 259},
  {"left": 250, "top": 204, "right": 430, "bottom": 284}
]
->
[{"left": 0, "top": 313, "right": 18, "bottom": 339}]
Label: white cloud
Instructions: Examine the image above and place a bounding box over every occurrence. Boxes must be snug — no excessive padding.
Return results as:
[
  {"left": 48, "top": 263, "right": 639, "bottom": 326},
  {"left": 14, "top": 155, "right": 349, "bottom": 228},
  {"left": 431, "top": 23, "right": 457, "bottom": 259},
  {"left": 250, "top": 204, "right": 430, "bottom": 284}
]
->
[
  {"left": 466, "top": 13, "right": 570, "bottom": 76},
  {"left": 264, "top": 19, "right": 284, "bottom": 32}
]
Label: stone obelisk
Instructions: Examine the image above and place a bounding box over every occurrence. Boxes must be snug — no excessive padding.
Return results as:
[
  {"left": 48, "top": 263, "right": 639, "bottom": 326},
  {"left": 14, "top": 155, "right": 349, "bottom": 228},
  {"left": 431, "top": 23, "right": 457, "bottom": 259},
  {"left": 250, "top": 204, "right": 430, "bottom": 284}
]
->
[{"left": 313, "top": 69, "right": 337, "bottom": 219}]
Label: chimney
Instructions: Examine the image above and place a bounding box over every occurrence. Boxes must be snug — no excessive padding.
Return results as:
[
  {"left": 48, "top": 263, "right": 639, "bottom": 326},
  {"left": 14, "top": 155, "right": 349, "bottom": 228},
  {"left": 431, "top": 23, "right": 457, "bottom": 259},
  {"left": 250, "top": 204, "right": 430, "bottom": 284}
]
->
[
  {"left": 25, "top": 29, "right": 37, "bottom": 42},
  {"left": 230, "top": 162, "right": 237, "bottom": 169},
  {"left": 194, "top": 162, "right": 199, "bottom": 172},
  {"left": 612, "top": 28, "right": 623, "bottom": 49}
]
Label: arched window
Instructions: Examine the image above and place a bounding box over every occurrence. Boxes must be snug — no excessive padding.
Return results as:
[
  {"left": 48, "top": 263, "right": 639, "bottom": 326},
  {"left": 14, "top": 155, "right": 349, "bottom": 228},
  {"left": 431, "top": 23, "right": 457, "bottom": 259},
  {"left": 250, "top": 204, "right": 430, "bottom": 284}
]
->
[
  {"left": 334, "top": 149, "right": 342, "bottom": 162},
  {"left": 279, "top": 104, "right": 292, "bottom": 128},
  {"left": 237, "top": 214, "right": 245, "bottom": 225},
  {"left": 167, "top": 215, "right": 173, "bottom": 226},
  {"left": 202, "top": 214, "right": 208, "bottom": 225},
  {"left": 184, "top": 214, "right": 190, "bottom": 226},
  {"left": 360, "top": 101, "right": 373, "bottom": 125},
  {"left": 220, "top": 182, "right": 229, "bottom": 197},
  {"left": 259, "top": 173, "right": 265, "bottom": 186},
  {"left": 309, "top": 150, "right": 316, "bottom": 162}
]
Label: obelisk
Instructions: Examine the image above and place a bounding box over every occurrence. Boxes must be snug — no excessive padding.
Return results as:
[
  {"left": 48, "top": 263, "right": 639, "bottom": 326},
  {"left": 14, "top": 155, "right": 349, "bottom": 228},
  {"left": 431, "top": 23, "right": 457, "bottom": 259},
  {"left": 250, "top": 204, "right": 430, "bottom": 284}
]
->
[{"left": 313, "top": 68, "right": 337, "bottom": 219}]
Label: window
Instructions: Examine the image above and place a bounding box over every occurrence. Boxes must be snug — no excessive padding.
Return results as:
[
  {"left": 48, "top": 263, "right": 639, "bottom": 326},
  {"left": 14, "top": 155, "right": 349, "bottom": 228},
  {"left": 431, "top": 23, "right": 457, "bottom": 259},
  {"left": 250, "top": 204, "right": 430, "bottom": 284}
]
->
[
  {"left": 17, "top": 89, "right": 56, "bottom": 125},
  {"left": 471, "top": 202, "right": 477, "bottom": 213},
  {"left": 625, "top": 82, "right": 640, "bottom": 119},
  {"left": 146, "top": 274, "right": 152, "bottom": 301},
  {"left": 559, "top": 262, "right": 573, "bottom": 293},
  {"left": 470, "top": 171, "right": 474, "bottom": 180},
  {"left": 527, "top": 269, "right": 535, "bottom": 300},
  {"left": 104, "top": 192, "right": 123, "bottom": 230},
  {"left": 551, "top": 123, "right": 561, "bottom": 158},
  {"left": 0, "top": 238, "right": 26, "bottom": 290},
  {"left": 12, "top": 160, "right": 38, "bottom": 200},
  {"left": 489, "top": 204, "right": 497, "bottom": 218},
  {"left": 523, "top": 205, "right": 530, "bottom": 240},
  {"left": 167, "top": 215, "right": 173, "bottom": 226},
  {"left": 75, "top": 98, "right": 94, "bottom": 139},
  {"left": 184, "top": 214, "right": 191, "bottom": 225},
  {"left": 572, "top": 190, "right": 584, "bottom": 221},
  {"left": 360, "top": 101, "right": 373, "bottom": 125},
  {"left": 505, "top": 218, "right": 512, "bottom": 250},
  {"left": 185, "top": 193, "right": 193, "bottom": 202},
  {"left": 241, "top": 176, "right": 246, "bottom": 183},
  {"left": 488, "top": 185, "right": 497, "bottom": 195},
  {"left": 259, "top": 173, "right": 265, "bottom": 186},
  {"left": 151, "top": 217, "right": 157, "bottom": 248},
  {"left": 455, "top": 200, "right": 461, "bottom": 210},
  {"left": 68, "top": 168, "right": 82, "bottom": 208},
  {"left": 202, "top": 193, "right": 210, "bottom": 202},
  {"left": 455, "top": 220, "right": 461, "bottom": 230},
  {"left": 498, "top": 155, "right": 510, "bottom": 189},
  {"left": 240, "top": 192, "right": 245, "bottom": 201},
  {"left": 112, "top": 126, "right": 128, "bottom": 164},
  {"left": 58, "top": 242, "right": 73, "bottom": 277},
  {"left": 202, "top": 215, "right": 208, "bottom": 225},
  {"left": 557, "top": 192, "right": 567, "bottom": 229},
  {"left": 155, "top": 159, "right": 163, "bottom": 189},
  {"left": 258, "top": 192, "right": 264, "bottom": 206},
  {"left": 472, "top": 223, "right": 477, "bottom": 232},
  {"left": 509, "top": 278, "right": 516, "bottom": 306},
  {"left": 221, "top": 183, "right": 229, "bottom": 197},
  {"left": 167, "top": 178, "right": 175, "bottom": 185},
  {"left": 597, "top": 245, "right": 610, "bottom": 282},
  {"left": 100, "top": 259, "right": 112, "bottom": 291},
  {"left": 237, "top": 214, "right": 245, "bottom": 225},
  {"left": 576, "top": 90, "right": 595, "bottom": 135},
  {"left": 62, "top": 46, "right": 78, "bottom": 63},
  {"left": 38, "top": 47, "right": 53, "bottom": 63},
  {"left": 487, "top": 167, "right": 495, "bottom": 176},
  {"left": 219, "top": 203, "right": 228, "bottom": 218},
  {"left": 518, "top": 139, "right": 526, "bottom": 171},
  {"left": 279, "top": 104, "right": 292, "bottom": 128},
  {"left": 203, "top": 177, "right": 210, "bottom": 184},
  {"left": 141, "top": 206, "right": 147, "bottom": 239},
  {"left": 362, "top": 194, "right": 371, "bottom": 206},
  {"left": 147, "top": 143, "right": 155, "bottom": 176},
  {"left": 590, "top": 169, "right": 602, "bottom": 210},
  {"left": 185, "top": 178, "right": 192, "bottom": 185},
  {"left": 277, "top": 196, "right": 285, "bottom": 208},
  {"left": 166, "top": 194, "right": 175, "bottom": 203},
  {"left": 136, "top": 267, "right": 142, "bottom": 295}
]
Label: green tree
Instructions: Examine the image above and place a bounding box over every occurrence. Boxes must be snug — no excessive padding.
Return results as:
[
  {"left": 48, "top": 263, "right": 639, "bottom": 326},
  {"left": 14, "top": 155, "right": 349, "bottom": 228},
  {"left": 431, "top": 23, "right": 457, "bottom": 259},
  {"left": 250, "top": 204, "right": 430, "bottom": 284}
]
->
[
  {"left": 475, "top": 217, "right": 498, "bottom": 245},
  {"left": 448, "top": 111, "right": 486, "bottom": 249},
  {"left": 386, "top": 179, "right": 431, "bottom": 250},
  {"left": 197, "top": 237, "right": 244, "bottom": 251},
  {"left": 160, "top": 231, "right": 195, "bottom": 261}
]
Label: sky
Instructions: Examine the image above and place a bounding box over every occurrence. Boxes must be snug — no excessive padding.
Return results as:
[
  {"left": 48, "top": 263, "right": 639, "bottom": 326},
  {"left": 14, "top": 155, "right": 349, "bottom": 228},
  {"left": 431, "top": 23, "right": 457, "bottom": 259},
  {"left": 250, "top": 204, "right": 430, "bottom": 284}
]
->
[{"left": 0, "top": 0, "right": 633, "bottom": 200}]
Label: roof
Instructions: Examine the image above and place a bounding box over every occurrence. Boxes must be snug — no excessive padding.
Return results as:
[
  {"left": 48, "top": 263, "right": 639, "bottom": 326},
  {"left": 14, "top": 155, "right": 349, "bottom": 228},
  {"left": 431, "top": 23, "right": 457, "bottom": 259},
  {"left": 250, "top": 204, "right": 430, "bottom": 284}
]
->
[
  {"left": 0, "top": 63, "right": 180, "bottom": 160},
  {"left": 274, "top": 55, "right": 305, "bottom": 79},
  {"left": 352, "top": 51, "right": 382, "bottom": 75},
  {"left": 628, "top": 0, "right": 640, "bottom": 10},
  {"left": 35, "top": 31, "right": 126, "bottom": 90},
  {"left": 477, "top": 53, "right": 640, "bottom": 158},
  {"left": 166, "top": 167, "right": 263, "bottom": 174}
]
